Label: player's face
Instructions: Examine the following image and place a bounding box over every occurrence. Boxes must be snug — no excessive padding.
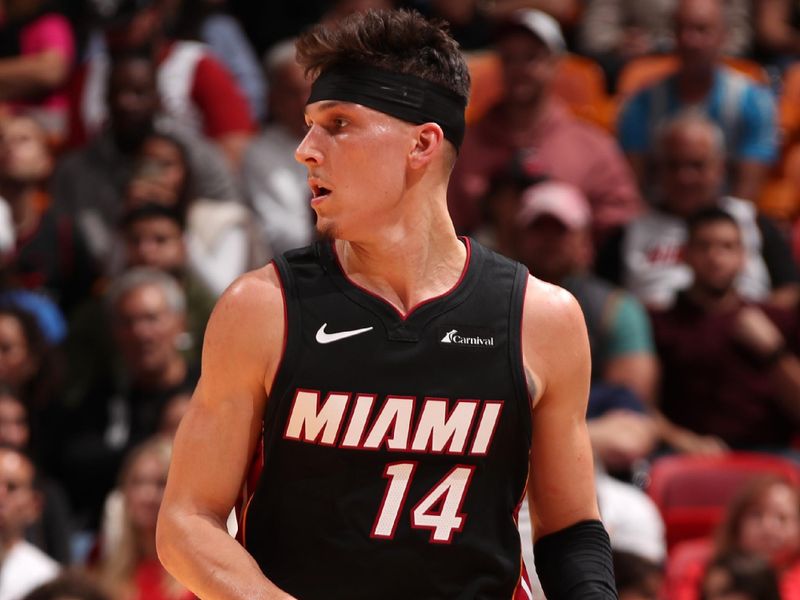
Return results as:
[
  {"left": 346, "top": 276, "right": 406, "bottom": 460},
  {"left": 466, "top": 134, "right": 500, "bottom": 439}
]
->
[
  {"left": 684, "top": 221, "right": 744, "bottom": 296},
  {"left": 296, "top": 100, "right": 414, "bottom": 241}
]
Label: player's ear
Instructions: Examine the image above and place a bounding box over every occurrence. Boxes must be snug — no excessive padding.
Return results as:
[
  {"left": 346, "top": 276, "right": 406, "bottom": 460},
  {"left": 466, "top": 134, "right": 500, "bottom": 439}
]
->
[{"left": 408, "top": 123, "right": 444, "bottom": 169}]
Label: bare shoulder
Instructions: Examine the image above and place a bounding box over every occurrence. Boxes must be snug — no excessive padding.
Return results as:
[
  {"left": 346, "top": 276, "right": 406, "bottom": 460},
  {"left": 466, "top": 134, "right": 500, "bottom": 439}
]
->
[
  {"left": 202, "top": 263, "right": 286, "bottom": 390},
  {"left": 521, "top": 274, "right": 590, "bottom": 407}
]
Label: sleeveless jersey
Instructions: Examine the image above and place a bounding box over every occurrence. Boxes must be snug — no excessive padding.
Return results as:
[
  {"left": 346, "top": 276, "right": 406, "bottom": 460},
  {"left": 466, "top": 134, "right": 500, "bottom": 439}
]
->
[{"left": 242, "top": 238, "right": 532, "bottom": 599}]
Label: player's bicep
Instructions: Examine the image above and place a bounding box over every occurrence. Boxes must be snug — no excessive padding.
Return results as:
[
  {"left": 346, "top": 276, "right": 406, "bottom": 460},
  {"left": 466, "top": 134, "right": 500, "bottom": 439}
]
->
[
  {"left": 162, "top": 267, "right": 284, "bottom": 522},
  {"left": 522, "top": 279, "right": 600, "bottom": 539}
]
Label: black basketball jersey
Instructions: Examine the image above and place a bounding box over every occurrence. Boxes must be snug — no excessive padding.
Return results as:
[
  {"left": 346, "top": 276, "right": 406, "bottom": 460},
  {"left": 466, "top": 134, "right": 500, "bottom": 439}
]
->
[{"left": 241, "top": 238, "right": 533, "bottom": 599}]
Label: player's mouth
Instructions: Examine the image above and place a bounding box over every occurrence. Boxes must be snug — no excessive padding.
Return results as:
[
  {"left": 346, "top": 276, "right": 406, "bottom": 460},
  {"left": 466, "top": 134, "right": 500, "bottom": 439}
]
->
[{"left": 309, "top": 179, "right": 333, "bottom": 205}]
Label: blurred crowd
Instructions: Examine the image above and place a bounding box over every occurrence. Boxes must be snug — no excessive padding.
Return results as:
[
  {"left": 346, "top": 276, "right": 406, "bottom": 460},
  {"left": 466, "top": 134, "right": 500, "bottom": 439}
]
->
[{"left": 3, "top": 0, "right": 800, "bottom": 598}]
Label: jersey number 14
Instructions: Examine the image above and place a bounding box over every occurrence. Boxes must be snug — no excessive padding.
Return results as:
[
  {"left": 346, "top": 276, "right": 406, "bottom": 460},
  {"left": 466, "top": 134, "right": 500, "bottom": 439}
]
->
[{"left": 371, "top": 462, "right": 476, "bottom": 544}]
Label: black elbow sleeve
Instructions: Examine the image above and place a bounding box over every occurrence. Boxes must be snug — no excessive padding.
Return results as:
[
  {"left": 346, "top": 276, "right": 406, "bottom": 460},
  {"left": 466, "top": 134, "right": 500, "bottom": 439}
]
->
[{"left": 533, "top": 519, "right": 619, "bottom": 600}]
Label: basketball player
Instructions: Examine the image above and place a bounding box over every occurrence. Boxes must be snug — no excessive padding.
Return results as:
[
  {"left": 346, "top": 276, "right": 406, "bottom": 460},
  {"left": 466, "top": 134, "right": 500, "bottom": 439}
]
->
[{"left": 156, "top": 9, "right": 617, "bottom": 599}]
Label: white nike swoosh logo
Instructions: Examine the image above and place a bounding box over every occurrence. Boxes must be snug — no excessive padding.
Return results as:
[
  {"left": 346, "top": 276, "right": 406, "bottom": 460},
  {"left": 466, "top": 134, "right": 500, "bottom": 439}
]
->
[{"left": 315, "top": 323, "right": 373, "bottom": 344}]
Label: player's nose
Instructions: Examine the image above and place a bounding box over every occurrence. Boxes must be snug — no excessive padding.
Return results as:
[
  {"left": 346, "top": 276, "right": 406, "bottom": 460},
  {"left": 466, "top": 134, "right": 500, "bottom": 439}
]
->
[{"left": 295, "top": 127, "right": 323, "bottom": 166}]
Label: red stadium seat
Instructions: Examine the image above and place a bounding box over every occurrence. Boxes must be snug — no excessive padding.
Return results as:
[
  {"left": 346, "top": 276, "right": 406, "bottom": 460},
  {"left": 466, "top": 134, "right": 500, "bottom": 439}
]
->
[{"left": 646, "top": 452, "right": 800, "bottom": 550}]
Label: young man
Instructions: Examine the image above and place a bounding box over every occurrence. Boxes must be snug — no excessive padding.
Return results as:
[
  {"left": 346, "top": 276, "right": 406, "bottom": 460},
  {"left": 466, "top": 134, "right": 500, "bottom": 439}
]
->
[{"left": 156, "top": 9, "right": 616, "bottom": 599}]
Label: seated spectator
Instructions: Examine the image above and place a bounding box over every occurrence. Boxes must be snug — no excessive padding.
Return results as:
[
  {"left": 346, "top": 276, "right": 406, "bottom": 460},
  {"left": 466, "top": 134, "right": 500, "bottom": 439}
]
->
[
  {"left": 577, "top": 0, "right": 751, "bottom": 92},
  {"left": 597, "top": 113, "right": 799, "bottom": 310},
  {"left": 0, "top": 389, "right": 72, "bottom": 564},
  {"left": 651, "top": 207, "right": 800, "bottom": 454},
  {"left": 0, "top": 446, "right": 59, "bottom": 600},
  {"left": 753, "top": 0, "right": 800, "bottom": 73},
  {"left": 617, "top": 0, "right": 777, "bottom": 202},
  {"left": 447, "top": 8, "right": 643, "bottom": 241},
  {"left": 128, "top": 131, "right": 268, "bottom": 295},
  {"left": 701, "top": 552, "right": 781, "bottom": 600},
  {"left": 514, "top": 180, "right": 658, "bottom": 470},
  {"left": 58, "top": 268, "right": 198, "bottom": 530},
  {"left": 67, "top": 0, "right": 254, "bottom": 167},
  {"left": 52, "top": 52, "right": 240, "bottom": 270},
  {"left": 120, "top": 203, "right": 215, "bottom": 361},
  {"left": 411, "top": 0, "right": 493, "bottom": 51},
  {"left": 169, "top": 0, "right": 267, "bottom": 122},
  {"left": 241, "top": 38, "right": 315, "bottom": 256},
  {"left": 666, "top": 475, "right": 800, "bottom": 600},
  {"left": 157, "top": 391, "right": 190, "bottom": 439},
  {"left": 0, "top": 115, "right": 99, "bottom": 318},
  {"left": 93, "top": 437, "right": 193, "bottom": 600},
  {"left": 0, "top": 306, "right": 62, "bottom": 466},
  {"left": 613, "top": 550, "right": 664, "bottom": 600},
  {"left": 0, "top": 0, "right": 76, "bottom": 138},
  {"left": 22, "top": 572, "right": 110, "bottom": 600}
]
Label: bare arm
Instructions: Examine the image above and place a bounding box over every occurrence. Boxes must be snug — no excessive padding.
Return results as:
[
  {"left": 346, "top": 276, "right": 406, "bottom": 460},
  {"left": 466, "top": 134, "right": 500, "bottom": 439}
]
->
[
  {"left": 0, "top": 51, "right": 70, "bottom": 101},
  {"left": 156, "top": 264, "right": 295, "bottom": 600},
  {"left": 603, "top": 353, "right": 659, "bottom": 407},
  {"left": 523, "top": 277, "right": 601, "bottom": 539},
  {"left": 733, "top": 160, "right": 769, "bottom": 203}
]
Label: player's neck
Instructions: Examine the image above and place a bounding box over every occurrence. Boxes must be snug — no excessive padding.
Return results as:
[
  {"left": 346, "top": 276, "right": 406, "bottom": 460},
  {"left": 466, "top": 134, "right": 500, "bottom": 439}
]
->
[{"left": 335, "top": 207, "right": 467, "bottom": 316}]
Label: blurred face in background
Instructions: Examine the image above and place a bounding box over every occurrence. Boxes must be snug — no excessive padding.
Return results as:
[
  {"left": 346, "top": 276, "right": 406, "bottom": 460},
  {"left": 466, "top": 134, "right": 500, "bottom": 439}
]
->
[
  {"left": 124, "top": 215, "right": 186, "bottom": 274},
  {"left": 0, "top": 394, "right": 29, "bottom": 450},
  {"left": 496, "top": 30, "right": 557, "bottom": 108},
  {"left": 737, "top": 482, "right": 800, "bottom": 565},
  {"left": 684, "top": 219, "right": 744, "bottom": 297},
  {"left": 108, "top": 57, "right": 159, "bottom": 147},
  {"left": 517, "top": 215, "right": 591, "bottom": 284},
  {"left": 0, "top": 314, "right": 37, "bottom": 391},
  {"left": 123, "top": 447, "right": 169, "bottom": 532},
  {"left": 113, "top": 284, "right": 185, "bottom": 380},
  {"left": 658, "top": 123, "right": 724, "bottom": 218},
  {"left": 0, "top": 448, "right": 38, "bottom": 543},
  {"left": 104, "top": 5, "right": 164, "bottom": 53},
  {"left": 0, "top": 117, "right": 53, "bottom": 184},
  {"left": 674, "top": 0, "right": 725, "bottom": 73}
]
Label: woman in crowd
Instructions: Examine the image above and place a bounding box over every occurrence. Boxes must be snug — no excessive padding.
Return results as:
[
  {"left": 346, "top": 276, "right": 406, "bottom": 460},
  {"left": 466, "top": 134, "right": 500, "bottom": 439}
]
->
[
  {"left": 93, "top": 436, "right": 193, "bottom": 600},
  {"left": 668, "top": 474, "right": 800, "bottom": 599},
  {"left": 701, "top": 552, "right": 781, "bottom": 600}
]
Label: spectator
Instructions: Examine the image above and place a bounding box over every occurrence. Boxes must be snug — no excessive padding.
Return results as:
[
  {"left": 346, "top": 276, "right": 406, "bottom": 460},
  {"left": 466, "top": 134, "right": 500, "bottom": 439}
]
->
[
  {"left": 157, "top": 391, "right": 190, "bottom": 438},
  {"left": 0, "top": 306, "right": 62, "bottom": 466},
  {"left": 0, "top": 446, "right": 59, "bottom": 600},
  {"left": 52, "top": 52, "right": 240, "bottom": 270},
  {"left": 667, "top": 475, "right": 800, "bottom": 600},
  {"left": 241, "top": 38, "right": 314, "bottom": 255},
  {"left": 448, "top": 8, "right": 642, "bottom": 241},
  {"left": 0, "top": 115, "right": 99, "bottom": 318},
  {"left": 67, "top": 0, "right": 254, "bottom": 167},
  {"left": 58, "top": 268, "right": 198, "bottom": 529},
  {"left": 613, "top": 550, "right": 664, "bottom": 600},
  {"left": 617, "top": 0, "right": 777, "bottom": 202},
  {"left": 406, "top": 0, "right": 493, "bottom": 51},
  {"left": 120, "top": 202, "right": 216, "bottom": 361},
  {"left": 514, "top": 181, "right": 659, "bottom": 471},
  {"left": 753, "top": 0, "right": 800, "bottom": 73},
  {"left": 651, "top": 207, "right": 800, "bottom": 454},
  {"left": 21, "top": 572, "right": 110, "bottom": 600},
  {"left": 577, "top": 0, "right": 752, "bottom": 91},
  {"left": 0, "top": 0, "right": 76, "bottom": 138},
  {"left": 701, "top": 552, "right": 781, "bottom": 600},
  {"left": 0, "top": 389, "right": 72, "bottom": 565},
  {"left": 93, "top": 437, "right": 193, "bottom": 600},
  {"left": 597, "top": 113, "right": 799, "bottom": 310},
  {"left": 168, "top": 0, "right": 267, "bottom": 122},
  {"left": 128, "top": 131, "right": 268, "bottom": 295}
]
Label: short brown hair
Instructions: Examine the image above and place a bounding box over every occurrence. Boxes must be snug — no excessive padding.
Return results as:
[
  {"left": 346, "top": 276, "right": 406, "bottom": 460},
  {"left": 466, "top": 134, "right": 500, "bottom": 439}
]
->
[{"left": 295, "top": 9, "right": 470, "bottom": 104}]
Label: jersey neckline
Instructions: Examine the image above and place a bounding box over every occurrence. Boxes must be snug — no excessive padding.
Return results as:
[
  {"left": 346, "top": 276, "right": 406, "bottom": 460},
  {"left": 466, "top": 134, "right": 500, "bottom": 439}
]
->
[{"left": 320, "top": 236, "right": 484, "bottom": 333}]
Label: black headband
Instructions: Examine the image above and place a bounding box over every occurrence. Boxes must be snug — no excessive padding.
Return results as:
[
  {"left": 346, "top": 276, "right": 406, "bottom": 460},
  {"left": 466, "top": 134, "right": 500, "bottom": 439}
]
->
[{"left": 307, "top": 63, "right": 467, "bottom": 149}]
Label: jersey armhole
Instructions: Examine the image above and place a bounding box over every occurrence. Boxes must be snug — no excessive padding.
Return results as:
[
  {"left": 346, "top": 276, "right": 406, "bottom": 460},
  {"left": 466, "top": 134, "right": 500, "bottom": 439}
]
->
[{"left": 508, "top": 264, "right": 533, "bottom": 450}]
